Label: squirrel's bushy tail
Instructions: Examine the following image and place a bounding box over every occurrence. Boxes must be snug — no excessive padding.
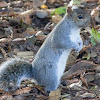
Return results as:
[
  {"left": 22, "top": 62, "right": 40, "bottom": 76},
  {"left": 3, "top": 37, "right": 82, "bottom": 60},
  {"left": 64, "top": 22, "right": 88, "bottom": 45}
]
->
[{"left": 0, "top": 58, "right": 33, "bottom": 92}]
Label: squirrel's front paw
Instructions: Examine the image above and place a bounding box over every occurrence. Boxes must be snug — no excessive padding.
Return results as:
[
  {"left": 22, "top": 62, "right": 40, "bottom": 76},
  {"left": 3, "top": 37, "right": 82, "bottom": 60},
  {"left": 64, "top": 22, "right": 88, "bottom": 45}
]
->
[
  {"left": 74, "top": 47, "right": 82, "bottom": 52},
  {"left": 74, "top": 42, "right": 83, "bottom": 52}
]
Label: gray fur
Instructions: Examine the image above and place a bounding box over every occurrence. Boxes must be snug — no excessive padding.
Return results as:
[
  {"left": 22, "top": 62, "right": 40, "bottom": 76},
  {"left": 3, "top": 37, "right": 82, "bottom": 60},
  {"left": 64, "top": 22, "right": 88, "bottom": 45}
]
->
[
  {"left": 32, "top": 9, "right": 91, "bottom": 91},
  {"left": 0, "top": 59, "right": 32, "bottom": 92},
  {"left": 0, "top": 8, "right": 91, "bottom": 92}
]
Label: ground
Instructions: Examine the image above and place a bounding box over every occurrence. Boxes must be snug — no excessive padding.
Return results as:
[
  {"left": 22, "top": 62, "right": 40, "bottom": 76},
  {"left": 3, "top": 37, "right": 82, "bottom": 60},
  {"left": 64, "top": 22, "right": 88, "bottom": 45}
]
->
[{"left": 0, "top": 0, "right": 100, "bottom": 100}]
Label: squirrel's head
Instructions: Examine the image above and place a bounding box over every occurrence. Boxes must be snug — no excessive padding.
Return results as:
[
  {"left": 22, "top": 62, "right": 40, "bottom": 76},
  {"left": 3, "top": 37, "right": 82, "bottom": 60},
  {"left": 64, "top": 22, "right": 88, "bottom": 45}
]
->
[{"left": 67, "top": 7, "right": 91, "bottom": 28}]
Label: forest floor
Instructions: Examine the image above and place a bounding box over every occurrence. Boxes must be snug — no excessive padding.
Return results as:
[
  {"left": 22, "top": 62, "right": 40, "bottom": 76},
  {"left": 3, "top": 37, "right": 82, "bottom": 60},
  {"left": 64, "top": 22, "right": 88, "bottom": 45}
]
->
[{"left": 0, "top": 0, "right": 100, "bottom": 100}]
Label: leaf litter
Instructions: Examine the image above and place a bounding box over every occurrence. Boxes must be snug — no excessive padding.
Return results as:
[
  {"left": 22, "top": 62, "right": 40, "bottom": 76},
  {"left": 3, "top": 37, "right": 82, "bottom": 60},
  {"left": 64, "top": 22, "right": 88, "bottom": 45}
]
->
[{"left": 0, "top": 0, "right": 100, "bottom": 100}]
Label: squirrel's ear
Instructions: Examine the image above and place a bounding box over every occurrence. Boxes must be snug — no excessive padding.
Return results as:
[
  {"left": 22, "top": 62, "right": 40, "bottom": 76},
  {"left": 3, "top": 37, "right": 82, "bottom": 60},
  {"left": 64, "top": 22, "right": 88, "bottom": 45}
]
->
[{"left": 67, "top": 7, "right": 73, "bottom": 18}]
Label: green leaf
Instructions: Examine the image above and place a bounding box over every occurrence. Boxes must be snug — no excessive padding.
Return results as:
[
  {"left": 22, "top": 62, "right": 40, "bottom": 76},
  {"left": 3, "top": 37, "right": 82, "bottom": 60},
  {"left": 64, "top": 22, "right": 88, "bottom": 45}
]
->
[
  {"left": 90, "top": 86, "right": 97, "bottom": 90},
  {"left": 51, "top": 6, "right": 67, "bottom": 17},
  {"left": 92, "top": 28, "right": 100, "bottom": 42},
  {"left": 98, "top": 2, "right": 100, "bottom": 4},
  {"left": 91, "top": 37, "right": 97, "bottom": 45},
  {"left": 82, "top": 53, "right": 90, "bottom": 60},
  {"left": 73, "top": 0, "right": 83, "bottom": 5},
  {"left": 91, "top": 28, "right": 100, "bottom": 45}
]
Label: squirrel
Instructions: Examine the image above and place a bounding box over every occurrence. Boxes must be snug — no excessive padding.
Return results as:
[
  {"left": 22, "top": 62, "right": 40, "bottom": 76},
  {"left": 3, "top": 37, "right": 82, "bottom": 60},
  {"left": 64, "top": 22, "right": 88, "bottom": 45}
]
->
[{"left": 0, "top": 7, "right": 91, "bottom": 93}]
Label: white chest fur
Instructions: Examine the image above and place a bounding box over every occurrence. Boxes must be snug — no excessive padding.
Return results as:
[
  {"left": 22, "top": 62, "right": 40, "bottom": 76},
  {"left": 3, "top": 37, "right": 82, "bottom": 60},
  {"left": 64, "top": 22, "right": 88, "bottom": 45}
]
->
[
  {"left": 70, "top": 28, "right": 81, "bottom": 43},
  {"left": 57, "top": 50, "right": 71, "bottom": 81}
]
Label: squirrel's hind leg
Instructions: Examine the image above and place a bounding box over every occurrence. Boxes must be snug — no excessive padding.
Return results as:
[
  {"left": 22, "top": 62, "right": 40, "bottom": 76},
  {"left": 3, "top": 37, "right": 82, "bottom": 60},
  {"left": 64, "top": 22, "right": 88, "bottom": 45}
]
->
[{"left": 45, "top": 79, "right": 60, "bottom": 92}]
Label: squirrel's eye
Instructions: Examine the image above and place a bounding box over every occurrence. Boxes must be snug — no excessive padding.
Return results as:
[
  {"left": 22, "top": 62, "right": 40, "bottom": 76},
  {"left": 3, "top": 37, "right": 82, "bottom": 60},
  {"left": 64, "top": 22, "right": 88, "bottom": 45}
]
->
[{"left": 78, "top": 15, "right": 83, "bottom": 19}]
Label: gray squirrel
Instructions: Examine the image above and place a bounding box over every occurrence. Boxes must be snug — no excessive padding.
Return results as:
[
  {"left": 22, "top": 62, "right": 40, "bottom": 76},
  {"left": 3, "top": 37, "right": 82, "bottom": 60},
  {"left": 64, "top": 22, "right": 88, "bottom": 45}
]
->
[{"left": 0, "top": 7, "right": 91, "bottom": 93}]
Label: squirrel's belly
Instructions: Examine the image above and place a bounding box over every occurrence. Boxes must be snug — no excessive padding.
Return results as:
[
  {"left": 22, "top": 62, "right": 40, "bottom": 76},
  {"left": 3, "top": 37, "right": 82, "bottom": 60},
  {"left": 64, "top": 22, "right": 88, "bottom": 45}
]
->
[{"left": 57, "top": 50, "right": 71, "bottom": 80}]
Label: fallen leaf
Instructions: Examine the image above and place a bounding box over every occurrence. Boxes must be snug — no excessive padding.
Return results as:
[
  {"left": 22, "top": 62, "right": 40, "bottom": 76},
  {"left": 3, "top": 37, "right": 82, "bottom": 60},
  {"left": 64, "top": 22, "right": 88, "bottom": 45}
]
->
[
  {"left": 14, "top": 87, "right": 31, "bottom": 95},
  {"left": 47, "top": 0, "right": 56, "bottom": 4},
  {"left": 63, "top": 60, "right": 97, "bottom": 79},
  {"left": 80, "top": 92, "right": 96, "bottom": 98},
  {"left": 0, "top": 1, "right": 7, "bottom": 8},
  {"left": 41, "top": 5, "right": 48, "bottom": 9},
  {"left": 49, "top": 89, "right": 61, "bottom": 100},
  {"left": 80, "top": 73, "right": 88, "bottom": 88}
]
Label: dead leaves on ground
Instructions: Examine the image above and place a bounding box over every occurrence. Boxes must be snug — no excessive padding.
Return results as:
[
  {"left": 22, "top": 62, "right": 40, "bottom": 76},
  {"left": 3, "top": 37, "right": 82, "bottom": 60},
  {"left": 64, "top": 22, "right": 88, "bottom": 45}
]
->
[
  {"left": 62, "top": 59, "right": 100, "bottom": 99},
  {"left": 0, "top": 0, "right": 100, "bottom": 100}
]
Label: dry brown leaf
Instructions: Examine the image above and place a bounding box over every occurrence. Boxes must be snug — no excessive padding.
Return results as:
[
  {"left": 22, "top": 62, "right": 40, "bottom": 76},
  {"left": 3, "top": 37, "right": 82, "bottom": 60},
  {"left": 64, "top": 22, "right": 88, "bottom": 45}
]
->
[
  {"left": 23, "top": 15, "right": 32, "bottom": 25},
  {"left": 19, "top": 9, "right": 34, "bottom": 16},
  {"left": 85, "top": 0, "right": 99, "bottom": 2},
  {"left": 33, "top": 0, "right": 44, "bottom": 7},
  {"left": 91, "top": 5, "right": 100, "bottom": 18},
  {"left": 49, "top": 88, "right": 61, "bottom": 100},
  {"left": 36, "top": 35, "right": 46, "bottom": 41},
  {"left": 33, "top": 84, "right": 47, "bottom": 96},
  {"left": 63, "top": 70, "right": 85, "bottom": 80},
  {"left": 15, "top": 9, "right": 34, "bottom": 25},
  {"left": 0, "top": 1, "right": 7, "bottom": 7},
  {"left": 66, "top": 78, "right": 79, "bottom": 84},
  {"left": 80, "top": 73, "right": 88, "bottom": 88},
  {"left": 63, "top": 60, "right": 97, "bottom": 79},
  {"left": 85, "top": 72, "right": 95, "bottom": 82},
  {"left": 0, "top": 47, "right": 7, "bottom": 59},
  {"left": 0, "top": 93, "right": 12, "bottom": 100},
  {"left": 14, "top": 87, "right": 31, "bottom": 95},
  {"left": 37, "top": 95, "right": 48, "bottom": 100},
  {"left": 79, "top": 44, "right": 92, "bottom": 54},
  {"left": 47, "top": 0, "right": 56, "bottom": 4}
]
